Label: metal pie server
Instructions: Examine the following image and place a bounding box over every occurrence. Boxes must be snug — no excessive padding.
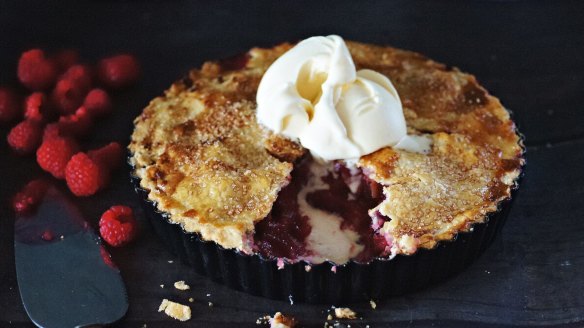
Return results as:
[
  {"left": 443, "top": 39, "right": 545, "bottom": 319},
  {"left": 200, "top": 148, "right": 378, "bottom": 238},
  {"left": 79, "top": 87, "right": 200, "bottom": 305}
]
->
[{"left": 14, "top": 185, "right": 128, "bottom": 328}]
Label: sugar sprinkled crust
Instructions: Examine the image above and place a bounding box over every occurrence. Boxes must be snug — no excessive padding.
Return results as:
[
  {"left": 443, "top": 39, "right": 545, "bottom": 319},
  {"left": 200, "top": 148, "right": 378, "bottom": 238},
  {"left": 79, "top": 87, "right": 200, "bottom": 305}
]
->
[
  {"left": 130, "top": 55, "right": 293, "bottom": 250},
  {"left": 130, "top": 40, "right": 523, "bottom": 255},
  {"left": 352, "top": 40, "right": 523, "bottom": 253}
]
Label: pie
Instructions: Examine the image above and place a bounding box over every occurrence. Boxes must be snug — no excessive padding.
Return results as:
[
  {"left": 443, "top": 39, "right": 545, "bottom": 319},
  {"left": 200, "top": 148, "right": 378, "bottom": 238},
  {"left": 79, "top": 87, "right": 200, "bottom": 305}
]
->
[{"left": 129, "top": 41, "right": 523, "bottom": 267}]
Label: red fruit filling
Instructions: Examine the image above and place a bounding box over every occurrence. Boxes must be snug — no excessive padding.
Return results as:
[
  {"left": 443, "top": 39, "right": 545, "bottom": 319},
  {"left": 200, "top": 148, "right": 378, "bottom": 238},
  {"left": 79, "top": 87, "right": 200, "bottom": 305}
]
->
[
  {"left": 253, "top": 157, "right": 389, "bottom": 264},
  {"left": 253, "top": 159, "right": 312, "bottom": 260}
]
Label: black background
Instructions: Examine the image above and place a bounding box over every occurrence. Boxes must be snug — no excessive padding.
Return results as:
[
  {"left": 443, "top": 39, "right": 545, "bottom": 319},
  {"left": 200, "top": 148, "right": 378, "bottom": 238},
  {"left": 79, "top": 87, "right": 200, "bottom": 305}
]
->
[{"left": 1, "top": 1, "right": 584, "bottom": 327}]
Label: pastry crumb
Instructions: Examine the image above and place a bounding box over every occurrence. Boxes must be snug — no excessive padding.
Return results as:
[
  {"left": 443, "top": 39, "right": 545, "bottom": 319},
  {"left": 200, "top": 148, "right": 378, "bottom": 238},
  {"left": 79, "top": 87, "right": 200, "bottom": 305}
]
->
[
  {"left": 159, "top": 284, "right": 164, "bottom": 288},
  {"left": 188, "top": 297, "right": 194, "bottom": 303},
  {"left": 174, "top": 280, "right": 190, "bottom": 290},
  {"left": 304, "top": 265, "right": 312, "bottom": 272},
  {"left": 158, "top": 299, "right": 191, "bottom": 321},
  {"left": 268, "top": 312, "right": 296, "bottom": 328},
  {"left": 369, "top": 300, "right": 377, "bottom": 310},
  {"left": 330, "top": 266, "right": 337, "bottom": 273},
  {"left": 208, "top": 302, "right": 213, "bottom": 307},
  {"left": 326, "top": 314, "right": 333, "bottom": 320},
  {"left": 168, "top": 260, "right": 174, "bottom": 263},
  {"left": 334, "top": 307, "right": 357, "bottom": 319}
]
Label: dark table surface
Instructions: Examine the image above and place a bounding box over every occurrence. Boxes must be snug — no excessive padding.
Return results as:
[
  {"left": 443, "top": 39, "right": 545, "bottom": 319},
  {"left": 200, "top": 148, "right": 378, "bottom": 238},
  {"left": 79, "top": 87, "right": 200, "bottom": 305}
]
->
[{"left": 1, "top": 1, "right": 584, "bottom": 327}]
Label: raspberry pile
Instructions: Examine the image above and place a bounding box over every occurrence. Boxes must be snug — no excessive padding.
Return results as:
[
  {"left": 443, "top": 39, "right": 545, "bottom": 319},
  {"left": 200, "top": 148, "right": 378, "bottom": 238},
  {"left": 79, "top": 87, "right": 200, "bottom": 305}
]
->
[
  {"left": 5, "top": 48, "right": 140, "bottom": 247},
  {"left": 3, "top": 48, "right": 140, "bottom": 195}
]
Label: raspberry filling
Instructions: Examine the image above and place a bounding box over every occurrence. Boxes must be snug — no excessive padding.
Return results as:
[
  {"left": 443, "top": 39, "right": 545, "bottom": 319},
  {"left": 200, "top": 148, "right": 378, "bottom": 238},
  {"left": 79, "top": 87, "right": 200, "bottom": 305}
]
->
[{"left": 253, "top": 156, "right": 389, "bottom": 264}]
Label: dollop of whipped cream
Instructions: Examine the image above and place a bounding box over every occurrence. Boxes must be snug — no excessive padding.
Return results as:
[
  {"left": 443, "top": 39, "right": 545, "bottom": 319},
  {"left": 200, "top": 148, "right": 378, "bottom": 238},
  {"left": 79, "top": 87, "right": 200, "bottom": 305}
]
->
[{"left": 256, "top": 35, "right": 430, "bottom": 161}]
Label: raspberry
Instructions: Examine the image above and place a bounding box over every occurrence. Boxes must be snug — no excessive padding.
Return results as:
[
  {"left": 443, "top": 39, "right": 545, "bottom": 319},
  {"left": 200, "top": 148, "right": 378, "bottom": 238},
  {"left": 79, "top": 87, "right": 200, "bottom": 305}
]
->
[
  {"left": 36, "top": 136, "right": 79, "bottom": 179},
  {"left": 61, "top": 65, "right": 93, "bottom": 93},
  {"left": 0, "top": 87, "right": 21, "bottom": 124},
  {"left": 51, "top": 78, "right": 86, "bottom": 115},
  {"left": 53, "top": 49, "right": 79, "bottom": 72},
  {"left": 99, "top": 205, "right": 137, "bottom": 247},
  {"left": 64, "top": 142, "right": 123, "bottom": 196},
  {"left": 65, "top": 153, "right": 104, "bottom": 196},
  {"left": 83, "top": 89, "right": 112, "bottom": 117},
  {"left": 58, "top": 106, "right": 93, "bottom": 137},
  {"left": 12, "top": 179, "right": 49, "bottom": 215},
  {"left": 24, "top": 92, "right": 51, "bottom": 122},
  {"left": 7, "top": 120, "right": 43, "bottom": 155},
  {"left": 18, "top": 49, "right": 57, "bottom": 91},
  {"left": 97, "top": 54, "right": 140, "bottom": 89}
]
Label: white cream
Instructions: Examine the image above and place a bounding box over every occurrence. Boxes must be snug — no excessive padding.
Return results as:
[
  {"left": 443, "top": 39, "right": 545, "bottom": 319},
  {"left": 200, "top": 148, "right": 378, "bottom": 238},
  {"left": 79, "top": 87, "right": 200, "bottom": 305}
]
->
[
  {"left": 298, "top": 161, "right": 363, "bottom": 264},
  {"left": 256, "top": 35, "right": 430, "bottom": 161}
]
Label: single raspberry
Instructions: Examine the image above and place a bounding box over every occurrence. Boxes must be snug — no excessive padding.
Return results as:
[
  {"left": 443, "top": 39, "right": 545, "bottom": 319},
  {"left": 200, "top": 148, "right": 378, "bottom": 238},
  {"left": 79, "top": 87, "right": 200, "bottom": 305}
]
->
[
  {"left": 83, "top": 89, "right": 112, "bottom": 117},
  {"left": 61, "top": 65, "right": 93, "bottom": 93},
  {"left": 18, "top": 49, "right": 58, "bottom": 91},
  {"left": 64, "top": 142, "right": 122, "bottom": 196},
  {"left": 53, "top": 49, "right": 79, "bottom": 72},
  {"left": 58, "top": 106, "right": 93, "bottom": 137},
  {"left": 24, "top": 92, "right": 52, "bottom": 122},
  {"left": 11, "top": 179, "right": 50, "bottom": 215},
  {"left": 65, "top": 152, "right": 104, "bottom": 196},
  {"left": 99, "top": 205, "right": 137, "bottom": 247},
  {"left": 97, "top": 54, "right": 140, "bottom": 89},
  {"left": 51, "top": 78, "right": 86, "bottom": 115},
  {"left": 7, "top": 120, "right": 43, "bottom": 155},
  {"left": 0, "top": 87, "right": 21, "bottom": 124},
  {"left": 36, "top": 136, "right": 79, "bottom": 179}
]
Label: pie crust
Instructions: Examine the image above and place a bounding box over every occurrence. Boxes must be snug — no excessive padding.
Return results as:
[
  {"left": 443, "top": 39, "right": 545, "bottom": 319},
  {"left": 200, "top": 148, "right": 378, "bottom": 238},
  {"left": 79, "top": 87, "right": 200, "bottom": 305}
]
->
[{"left": 129, "top": 41, "right": 523, "bottom": 259}]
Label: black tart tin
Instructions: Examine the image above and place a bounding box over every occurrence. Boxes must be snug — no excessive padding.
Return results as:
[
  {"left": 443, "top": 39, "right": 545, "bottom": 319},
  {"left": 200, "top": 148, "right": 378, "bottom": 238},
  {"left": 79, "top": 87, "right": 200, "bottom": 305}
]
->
[{"left": 130, "top": 160, "right": 522, "bottom": 304}]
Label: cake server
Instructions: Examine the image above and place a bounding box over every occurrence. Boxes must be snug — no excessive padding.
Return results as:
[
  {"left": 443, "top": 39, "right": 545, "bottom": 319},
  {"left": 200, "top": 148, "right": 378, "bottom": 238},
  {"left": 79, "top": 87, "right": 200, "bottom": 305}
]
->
[{"left": 14, "top": 185, "right": 128, "bottom": 328}]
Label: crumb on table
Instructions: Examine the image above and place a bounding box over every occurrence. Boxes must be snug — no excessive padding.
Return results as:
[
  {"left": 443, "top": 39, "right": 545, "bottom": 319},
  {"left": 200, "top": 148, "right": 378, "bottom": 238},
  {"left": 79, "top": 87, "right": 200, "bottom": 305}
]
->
[
  {"left": 158, "top": 299, "right": 191, "bottom": 321},
  {"left": 269, "top": 312, "right": 296, "bottom": 328},
  {"left": 334, "top": 307, "right": 357, "bottom": 319},
  {"left": 174, "top": 280, "right": 190, "bottom": 290}
]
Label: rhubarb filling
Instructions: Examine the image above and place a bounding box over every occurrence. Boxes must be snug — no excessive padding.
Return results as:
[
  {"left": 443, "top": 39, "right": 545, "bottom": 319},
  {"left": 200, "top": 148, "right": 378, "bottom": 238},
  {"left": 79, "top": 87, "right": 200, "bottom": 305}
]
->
[{"left": 252, "top": 156, "right": 389, "bottom": 265}]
